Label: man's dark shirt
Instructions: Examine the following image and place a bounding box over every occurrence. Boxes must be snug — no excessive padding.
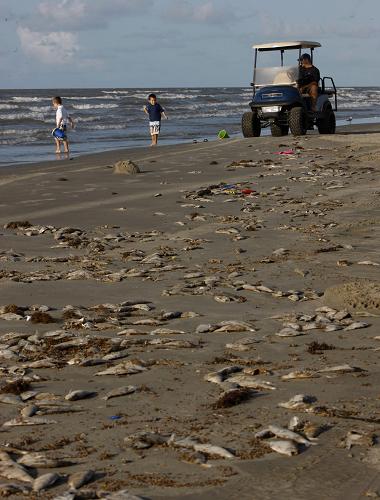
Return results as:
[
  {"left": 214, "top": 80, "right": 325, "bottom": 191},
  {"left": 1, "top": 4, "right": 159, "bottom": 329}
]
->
[
  {"left": 298, "top": 66, "right": 320, "bottom": 86},
  {"left": 146, "top": 103, "right": 164, "bottom": 122}
]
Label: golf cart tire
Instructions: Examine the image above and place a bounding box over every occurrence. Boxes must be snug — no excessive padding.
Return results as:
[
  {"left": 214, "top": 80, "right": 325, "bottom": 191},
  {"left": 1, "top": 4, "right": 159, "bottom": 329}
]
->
[
  {"left": 317, "top": 105, "right": 336, "bottom": 134},
  {"left": 242, "top": 112, "right": 261, "bottom": 138},
  {"left": 270, "top": 122, "right": 289, "bottom": 137},
  {"left": 289, "top": 107, "right": 307, "bottom": 136}
]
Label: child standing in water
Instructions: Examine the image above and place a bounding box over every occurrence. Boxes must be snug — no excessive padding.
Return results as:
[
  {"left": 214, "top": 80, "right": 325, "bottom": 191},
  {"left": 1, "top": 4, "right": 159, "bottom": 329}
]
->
[
  {"left": 52, "top": 96, "right": 74, "bottom": 154},
  {"left": 143, "top": 93, "right": 167, "bottom": 146}
]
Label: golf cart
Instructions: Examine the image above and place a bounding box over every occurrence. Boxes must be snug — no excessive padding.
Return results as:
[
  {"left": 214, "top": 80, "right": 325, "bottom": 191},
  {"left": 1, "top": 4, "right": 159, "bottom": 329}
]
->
[{"left": 242, "top": 41, "right": 338, "bottom": 137}]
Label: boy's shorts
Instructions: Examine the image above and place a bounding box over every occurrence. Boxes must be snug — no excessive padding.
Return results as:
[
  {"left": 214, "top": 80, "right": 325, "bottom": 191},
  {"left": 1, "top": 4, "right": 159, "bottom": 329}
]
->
[{"left": 149, "top": 121, "right": 161, "bottom": 135}]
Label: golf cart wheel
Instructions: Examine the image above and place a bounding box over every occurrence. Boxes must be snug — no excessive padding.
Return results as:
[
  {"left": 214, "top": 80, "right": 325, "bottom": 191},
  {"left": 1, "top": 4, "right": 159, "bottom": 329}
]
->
[
  {"left": 242, "top": 112, "right": 261, "bottom": 138},
  {"left": 289, "top": 107, "right": 307, "bottom": 136},
  {"left": 270, "top": 122, "right": 289, "bottom": 137},
  {"left": 317, "top": 104, "right": 336, "bottom": 134}
]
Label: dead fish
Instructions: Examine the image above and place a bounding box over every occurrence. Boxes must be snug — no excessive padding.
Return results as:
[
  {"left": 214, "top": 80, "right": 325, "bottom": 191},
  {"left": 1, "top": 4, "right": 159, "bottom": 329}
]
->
[
  {"left": 68, "top": 469, "right": 95, "bottom": 490},
  {"left": 276, "top": 328, "right": 306, "bottom": 338},
  {"left": 204, "top": 366, "right": 242, "bottom": 384},
  {"left": 150, "top": 328, "right": 185, "bottom": 335},
  {"left": 100, "top": 490, "right": 145, "bottom": 500},
  {"left": 0, "top": 452, "right": 33, "bottom": 483},
  {"left": 228, "top": 374, "right": 276, "bottom": 391},
  {"left": 149, "top": 339, "right": 197, "bottom": 349},
  {"left": 21, "top": 404, "right": 38, "bottom": 418},
  {"left": 340, "top": 430, "right": 375, "bottom": 450},
  {"left": 102, "top": 386, "right": 137, "bottom": 401},
  {"left": 23, "top": 359, "right": 56, "bottom": 369},
  {"left": 0, "top": 483, "right": 30, "bottom": 495},
  {"left": 0, "top": 394, "right": 23, "bottom": 405},
  {"left": 96, "top": 361, "right": 147, "bottom": 376},
  {"left": 267, "top": 425, "right": 313, "bottom": 446},
  {"left": 324, "top": 324, "right": 343, "bottom": 332},
  {"left": 225, "top": 337, "right": 258, "bottom": 351},
  {"left": 170, "top": 436, "right": 234, "bottom": 459},
  {"left": 52, "top": 492, "right": 75, "bottom": 500},
  {"left": 282, "top": 370, "right": 319, "bottom": 380},
  {"left": 102, "top": 350, "right": 129, "bottom": 362},
  {"left": 214, "top": 321, "right": 255, "bottom": 333},
  {"left": 3, "top": 416, "right": 57, "bottom": 427},
  {"left": 193, "top": 443, "right": 234, "bottom": 459},
  {"left": 278, "top": 394, "right": 316, "bottom": 410},
  {"left": 65, "top": 390, "right": 97, "bottom": 401},
  {"left": 33, "top": 472, "right": 60, "bottom": 492},
  {"left": 196, "top": 324, "right": 216, "bottom": 333},
  {"left": 268, "top": 439, "right": 299, "bottom": 456},
  {"left": 18, "top": 452, "right": 74, "bottom": 468},
  {"left": 124, "top": 431, "right": 169, "bottom": 449},
  {"left": 344, "top": 322, "right": 369, "bottom": 331},
  {"left": 318, "top": 364, "right": 362, "bottom": 374}
]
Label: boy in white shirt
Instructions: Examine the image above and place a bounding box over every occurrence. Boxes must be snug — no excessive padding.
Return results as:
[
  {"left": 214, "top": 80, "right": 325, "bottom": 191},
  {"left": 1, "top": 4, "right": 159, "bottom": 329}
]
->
[{"left": 52, "top": 96, "right": 74, "bottom": 154}]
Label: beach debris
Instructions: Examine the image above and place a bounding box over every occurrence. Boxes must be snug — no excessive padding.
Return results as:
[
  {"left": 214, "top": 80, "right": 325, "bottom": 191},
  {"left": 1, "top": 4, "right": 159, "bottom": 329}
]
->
[
  {"left": 18, "top": 452, "right": 74, "bottom": 468},
  {"left": 33, "top": 472, "right": 60, "bottom": 492},
  {"left": 0, "top": 451, "right": 33, "bottom": 483},
  {"left": 0, "top": 483, "right": 30, "bottom": 495},
  {"left": 96, "top": 360, "right": 148, "bottom": 376},
  {"left": 3, "top": 416, "right": 57, "bottom": 427},
  {"left": 278, "top": 394, "right": 317, "bottom": 410},
  {"left": 225, "top": 337, "right": 259, "bottom": 351},
  {"left": 340, "top": 430, "right": 375, "bottom": 450},
  {"left": 113, "top": 160, "right": 140, "bottom": 175},
  {"left": 65, "top": 390, "right": 97, "bottom": 401},
  {"left": 102, "top": 386, "right": 138, "bottom": 401},
  {"left": 267, "top": 439, "right": 299, "bottom": 456},
  {"left": 213, "top": 388, "right": 254, "bottom": 408},
  {"left": 68, "top": 469, "right": 95, "bottom": 490}
]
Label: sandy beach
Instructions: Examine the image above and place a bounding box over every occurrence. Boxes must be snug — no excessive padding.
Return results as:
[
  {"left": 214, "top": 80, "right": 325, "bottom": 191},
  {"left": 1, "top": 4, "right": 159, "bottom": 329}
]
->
[{"left": 0, "top": 125, "right": 379, "bottom": 499}]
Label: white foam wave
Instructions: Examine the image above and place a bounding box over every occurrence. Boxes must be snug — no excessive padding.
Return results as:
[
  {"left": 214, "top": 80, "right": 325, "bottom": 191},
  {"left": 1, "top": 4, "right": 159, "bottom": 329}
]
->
[
  {"left": 72, "top": 103, "right": 119, "bottom": 110},
  {"left": 1, "top": 112, "right": 47, "bottom": 121},
  {"left": 0, "top": 104, "right": 18, "bottom": 110},
  {"left": 12, "top": 96, "right": 50, "bottom": 102}
]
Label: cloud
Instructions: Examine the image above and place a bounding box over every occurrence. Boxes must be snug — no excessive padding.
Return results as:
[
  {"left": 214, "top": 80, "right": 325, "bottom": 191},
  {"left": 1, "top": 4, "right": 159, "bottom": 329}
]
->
[
  {"left": 164, "top": 0, "right": 235, "bottom": 24},
  {"left": 37, "top": 0, "right": 153, "bottom": 30},
  {"left": 17, "top": 26, "right": 79, "bottom": 64}
]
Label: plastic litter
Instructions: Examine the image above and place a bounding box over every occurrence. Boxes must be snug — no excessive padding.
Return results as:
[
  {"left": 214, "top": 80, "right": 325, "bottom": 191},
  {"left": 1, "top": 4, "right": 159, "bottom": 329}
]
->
[
  {"left": 218, "top": 130, "right": 229, "bottom": 139},
  {"left": 274, "top": 149, "right": 295, "bottom": 156}
]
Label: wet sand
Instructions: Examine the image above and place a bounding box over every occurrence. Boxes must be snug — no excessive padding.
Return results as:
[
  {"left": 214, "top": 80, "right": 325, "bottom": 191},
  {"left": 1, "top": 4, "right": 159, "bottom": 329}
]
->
[{"left": 0, "top": 125, "right": 379, "bottom": 499}]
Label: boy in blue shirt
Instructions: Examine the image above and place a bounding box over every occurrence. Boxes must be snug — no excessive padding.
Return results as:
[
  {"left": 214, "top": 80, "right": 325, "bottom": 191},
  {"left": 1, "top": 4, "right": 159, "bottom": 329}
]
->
[{"left": 143, "top": 93, "right": 167, "bottom": 146}]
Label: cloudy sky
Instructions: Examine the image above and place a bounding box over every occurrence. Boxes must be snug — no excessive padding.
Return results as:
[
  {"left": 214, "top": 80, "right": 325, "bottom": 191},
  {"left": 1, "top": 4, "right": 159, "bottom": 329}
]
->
[{"left": 0, "top": 0, "right": 379, "bottom": 88}]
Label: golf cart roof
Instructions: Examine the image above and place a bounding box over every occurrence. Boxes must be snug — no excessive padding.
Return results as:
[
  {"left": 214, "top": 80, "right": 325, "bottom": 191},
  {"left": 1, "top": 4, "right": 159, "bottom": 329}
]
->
[{"left": 252, "top": 41, "right": 321, "bottom": 51}]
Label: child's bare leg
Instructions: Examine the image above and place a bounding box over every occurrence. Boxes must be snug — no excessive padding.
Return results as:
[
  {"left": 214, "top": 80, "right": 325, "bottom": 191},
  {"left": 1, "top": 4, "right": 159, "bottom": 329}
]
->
[
  {"left": 63, "top": 140, "right": 70, "bottom": 154},
  {"left": 55, "top": 139, "right": 61, "bottom": 153},
  {"left": 152, "top": 134, "right": 158, "bottom": 146}
]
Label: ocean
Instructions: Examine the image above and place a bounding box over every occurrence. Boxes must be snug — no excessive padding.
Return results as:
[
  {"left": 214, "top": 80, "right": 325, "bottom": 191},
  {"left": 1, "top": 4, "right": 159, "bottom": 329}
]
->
[{"left": 0, "top": 87, "right": 379, "bottom": 166}]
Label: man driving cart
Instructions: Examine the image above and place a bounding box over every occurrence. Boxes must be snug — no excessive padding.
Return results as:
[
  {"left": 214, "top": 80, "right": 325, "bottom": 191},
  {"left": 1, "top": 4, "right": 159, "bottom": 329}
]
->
[{"left": 297, "top": 53, "right": 320, "bottom": 112}]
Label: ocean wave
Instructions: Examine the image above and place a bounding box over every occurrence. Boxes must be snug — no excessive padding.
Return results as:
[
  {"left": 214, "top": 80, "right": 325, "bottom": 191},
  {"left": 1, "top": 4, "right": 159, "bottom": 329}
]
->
[
  {"left": 72, "top": 103, "right": 119, "bottom": 110},
  {"left": 0, "top": 112, "right": 47, "bottom": 122},
  {"left": 12, "top": 96, "right": 50, "bottom": 103},
  {"left": 0, "top": 104, "right": 19, "bottom": 110}
]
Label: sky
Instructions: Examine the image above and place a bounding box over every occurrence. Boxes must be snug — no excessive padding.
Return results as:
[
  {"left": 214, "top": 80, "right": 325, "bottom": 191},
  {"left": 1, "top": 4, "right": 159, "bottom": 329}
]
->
[{"left": 0, "top": 0, "right": 379, "bottom": 88}]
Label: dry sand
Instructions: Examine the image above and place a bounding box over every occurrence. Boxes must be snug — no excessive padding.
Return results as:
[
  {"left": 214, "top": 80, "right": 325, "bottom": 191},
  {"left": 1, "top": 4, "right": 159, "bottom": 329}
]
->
[{"left": 0, "top": 126, "right": 379, "bottom": 499}]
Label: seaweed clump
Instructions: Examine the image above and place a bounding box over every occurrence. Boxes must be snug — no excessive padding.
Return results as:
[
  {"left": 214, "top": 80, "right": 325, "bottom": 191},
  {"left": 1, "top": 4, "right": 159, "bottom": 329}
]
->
[
  {"left": 4, "top": 221, "right": 32, "bottom": 229},
  {"left": 30, "top": 311, "right": 56, "bottom": 324},
  {"left": 213, "top": 388, "right": 253, "bottom": 409}
]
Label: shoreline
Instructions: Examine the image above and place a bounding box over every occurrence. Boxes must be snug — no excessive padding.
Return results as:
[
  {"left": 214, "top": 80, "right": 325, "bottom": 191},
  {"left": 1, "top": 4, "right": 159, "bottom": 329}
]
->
[
  {"left": 2, "top": 121, "right": 380, "bottom": 171},
  {"left": 0, "top": 128, "right": 379, "bottom": 499}
]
